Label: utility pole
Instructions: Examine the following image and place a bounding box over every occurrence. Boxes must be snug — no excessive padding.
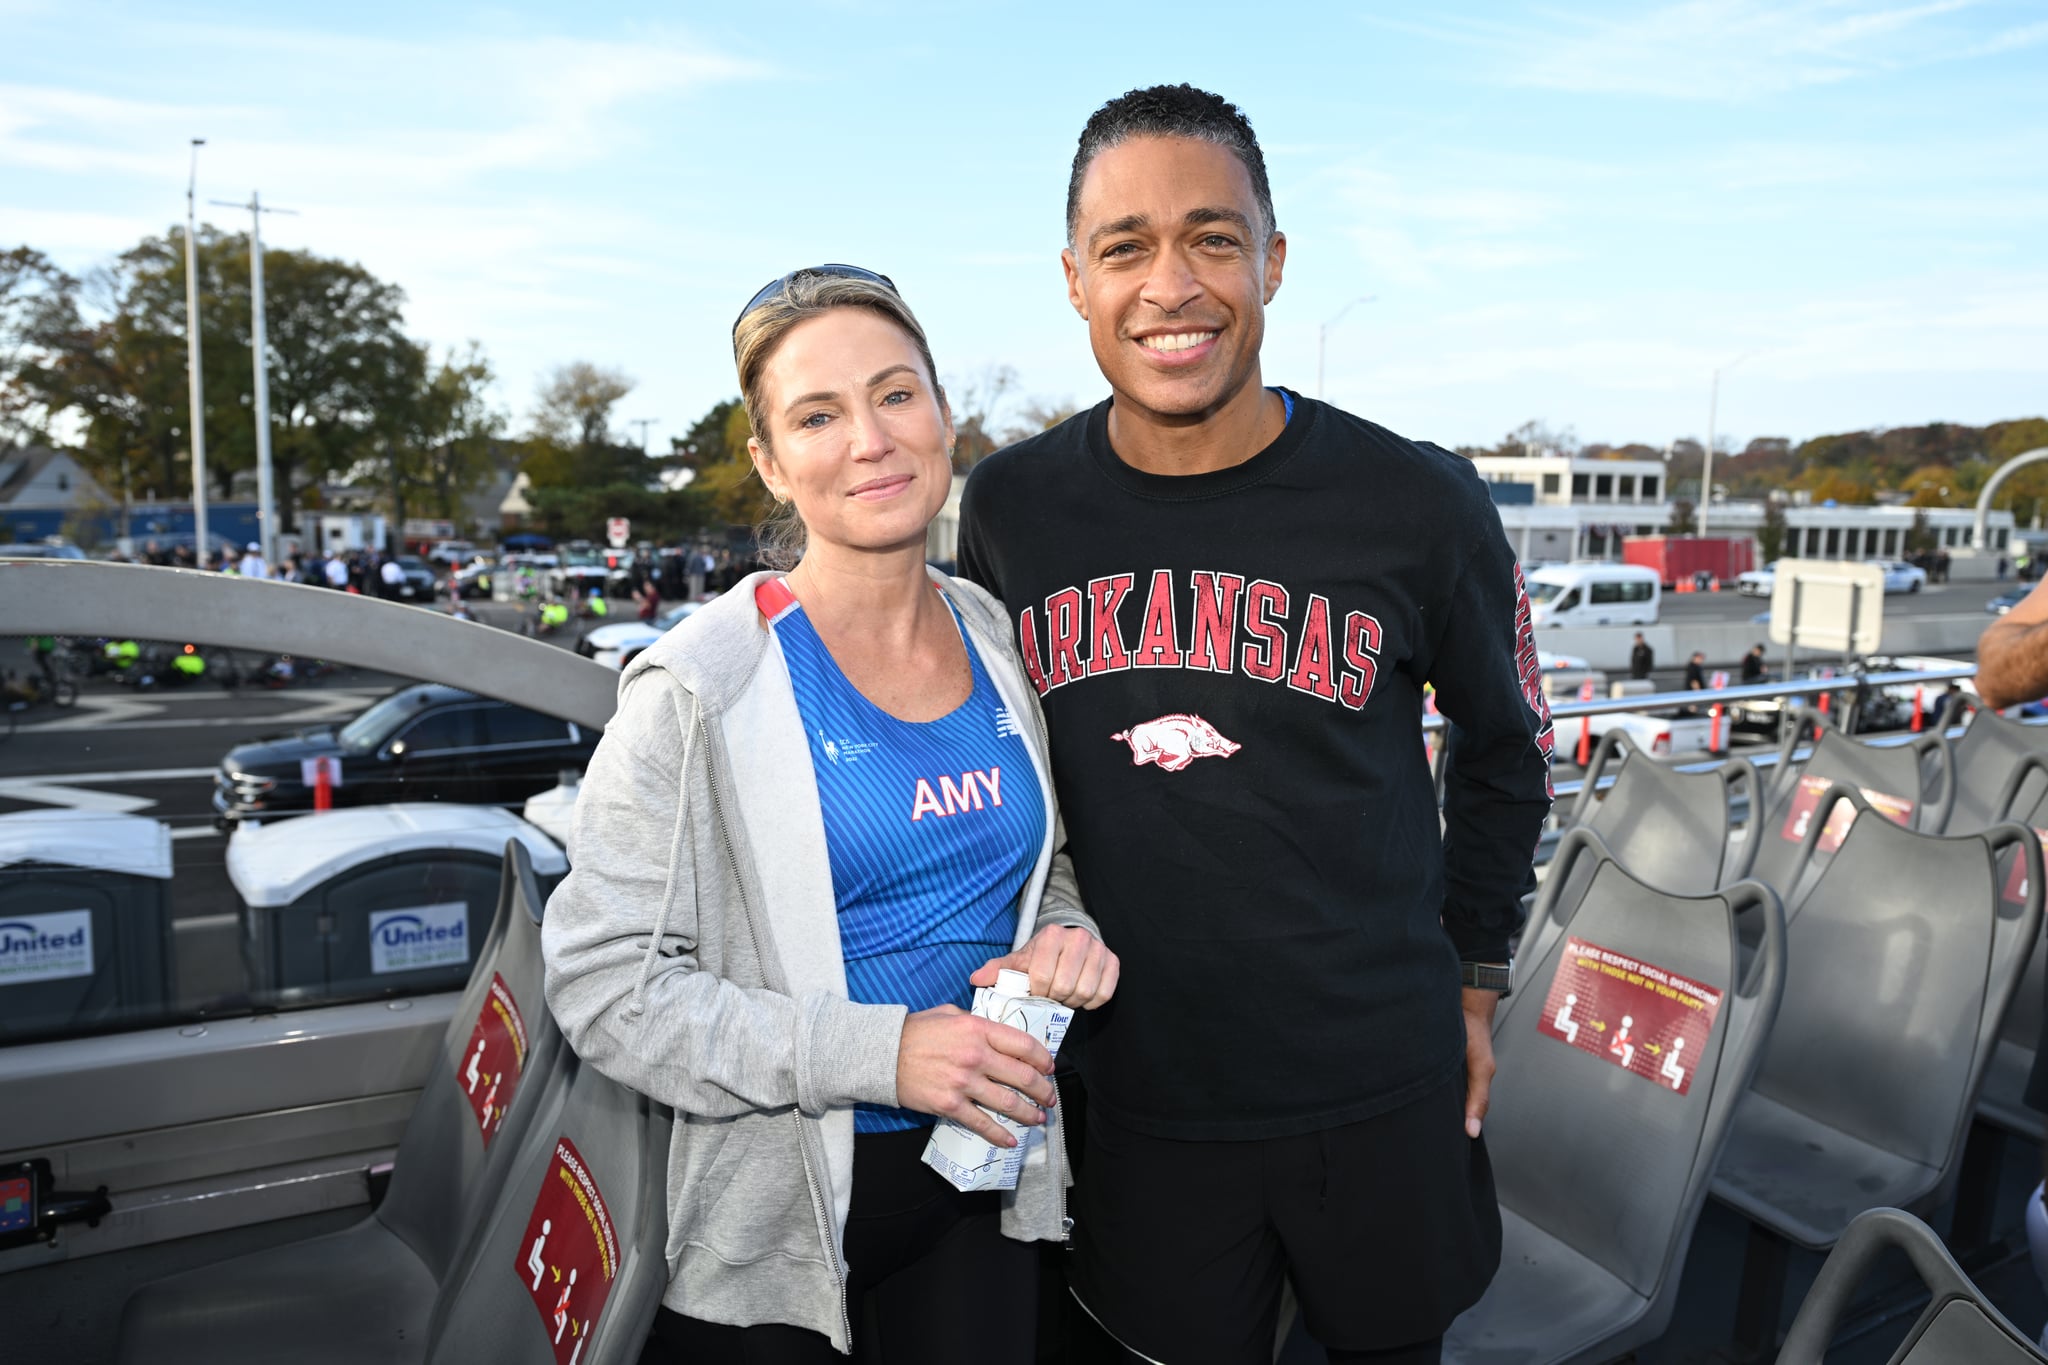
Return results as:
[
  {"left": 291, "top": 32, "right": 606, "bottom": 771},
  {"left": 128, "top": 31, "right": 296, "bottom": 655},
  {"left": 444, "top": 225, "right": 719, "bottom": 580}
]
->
[
  {"left": 628, "top": 418, "right": 658, "bottom": 452},
  {"left": 213, "top": 191, "right": 297, "bottom": 566},
  {"left": 185, "top": 139, "right": 209, "bottom": 564},
  {"left": 1697, "top": 351, "right": 1755, "bottom": 537},
  {"left": 1316, "top": 296, "right": 1376, "bottom": 401}
]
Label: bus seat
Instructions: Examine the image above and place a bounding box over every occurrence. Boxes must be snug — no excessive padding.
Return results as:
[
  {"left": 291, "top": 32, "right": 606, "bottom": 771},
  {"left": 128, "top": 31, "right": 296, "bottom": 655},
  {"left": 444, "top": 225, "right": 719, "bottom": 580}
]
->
[
  {"left": 1565, "top": 731, "right": 1761, "bottom": 894},
  {"left": 1712, "top": 818, "right": 2043, "bottom": 1251},
  {"left": 1939, "top": 707, "right": 2048, "bottom": 836},
  {"left": 1446, "top": 835, "right": 1787, "bottom": 1363},
  {"left": 1973, "top": 759, "right": 2048, "bottom": 1141},
  {"left": 1777, "top": 1208, "right": 2047, "bottom": 1363},
  {"left": 114, "top": 839, "right": 564, "bottom": 1365},
  {"left": 422, "top": 1056, "right": 670, "bottom": 1365},
  {"left": 1749, "top": 717, "right": 1948, "bottom": 902}
]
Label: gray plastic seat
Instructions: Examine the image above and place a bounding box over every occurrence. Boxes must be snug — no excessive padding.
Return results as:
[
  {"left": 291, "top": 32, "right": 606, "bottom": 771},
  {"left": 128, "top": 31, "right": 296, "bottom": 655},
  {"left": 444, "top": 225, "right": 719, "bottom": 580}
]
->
[
  {"left": 1711, "top": 814, "right": 2043, "bottom": 1251},
  {"left": 1939, "top": 705, "right": 2048, "bottom": 835},
  {"left": 1564, "top": 731, "right": 1761, "bottom": 895},
  {"left": 1749, "top": 714, "right": 1954, "bottom": 901},
  {"left": 1778, "top": 1208, "right": 2048, "bottom": 1363},
  {"left": 1976, "top": 756, "right": 2048, "bottom": 1140},
  {"left": 116, "top": 840, "right": 564, "bottom": 1365},
  {"left": 422, "top": 1054, "right": 669, "bottom": 1365},
  {"left": 1445, "top": 831, "right": 1787, "bottom": 1364}
]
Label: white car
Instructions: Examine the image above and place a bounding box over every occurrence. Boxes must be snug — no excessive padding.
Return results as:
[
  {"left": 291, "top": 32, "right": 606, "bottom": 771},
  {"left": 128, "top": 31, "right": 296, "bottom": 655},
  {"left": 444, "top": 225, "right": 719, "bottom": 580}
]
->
[
  {"left": 577, "top": 600, "right": 703, "bottom": 669},
  {"left": 1735, "top": 562, "right": 1780, "bottom": 597},
  {"left": 1868, "top": 560, "right": 1927, "bottom": 594}
]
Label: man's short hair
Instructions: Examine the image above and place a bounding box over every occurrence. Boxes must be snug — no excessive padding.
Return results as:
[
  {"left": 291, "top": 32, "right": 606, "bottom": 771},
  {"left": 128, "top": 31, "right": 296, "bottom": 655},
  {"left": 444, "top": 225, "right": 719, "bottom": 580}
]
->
[{"left": 1066, "top": 84, "right": 1276, "bottom": 247}]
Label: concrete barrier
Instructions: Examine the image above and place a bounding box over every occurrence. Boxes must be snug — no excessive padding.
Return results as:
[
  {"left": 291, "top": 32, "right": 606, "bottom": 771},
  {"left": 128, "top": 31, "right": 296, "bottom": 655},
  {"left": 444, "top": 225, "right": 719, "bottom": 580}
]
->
[{"left": 1537, "top": 612, "right": 1990, "bottom": 670}]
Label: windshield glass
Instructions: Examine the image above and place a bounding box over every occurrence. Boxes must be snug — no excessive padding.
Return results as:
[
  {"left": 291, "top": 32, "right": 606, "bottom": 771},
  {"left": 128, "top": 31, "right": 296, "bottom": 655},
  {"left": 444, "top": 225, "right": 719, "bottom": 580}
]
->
[
  {"left": 1526, "top": 578, "right": 1571, "bottom": 604},
  {"left": 562, "top": 550, "right": 601, "bottom": 567},
  {"left": 336, "top": 689, "right": 433, "bottom": 750}
]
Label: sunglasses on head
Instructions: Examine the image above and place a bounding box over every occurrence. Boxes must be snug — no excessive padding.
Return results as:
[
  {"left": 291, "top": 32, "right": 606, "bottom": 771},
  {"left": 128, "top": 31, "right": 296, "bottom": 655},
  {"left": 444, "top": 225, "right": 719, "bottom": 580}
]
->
[{"left": 733, "top": 264, "right": 899, "bottom": 340}]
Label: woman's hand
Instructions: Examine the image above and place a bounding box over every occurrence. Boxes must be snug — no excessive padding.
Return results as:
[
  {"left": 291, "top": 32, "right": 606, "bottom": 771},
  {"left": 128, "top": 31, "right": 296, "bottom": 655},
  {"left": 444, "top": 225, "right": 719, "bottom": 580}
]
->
[
  {"left": 970, "top": 925, "right": 1120, "bottom": 1009},
  {"left": 897, "top": 1005, "right": 1057, "bottom": 1148}
]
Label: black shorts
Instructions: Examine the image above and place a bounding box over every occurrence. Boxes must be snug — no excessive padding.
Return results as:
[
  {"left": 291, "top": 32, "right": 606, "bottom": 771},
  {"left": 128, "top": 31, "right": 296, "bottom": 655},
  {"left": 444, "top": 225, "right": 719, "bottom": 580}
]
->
[{"left": 1068, "top": 1067, "right": 1500, "bottom": 1363}]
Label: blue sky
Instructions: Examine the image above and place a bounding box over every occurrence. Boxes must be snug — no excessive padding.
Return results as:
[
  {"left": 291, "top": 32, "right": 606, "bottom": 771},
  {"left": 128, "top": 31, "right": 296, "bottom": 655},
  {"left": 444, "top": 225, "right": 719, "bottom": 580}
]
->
[{"left": 3, "top": 0, "right": 2044, "bottom": 456}]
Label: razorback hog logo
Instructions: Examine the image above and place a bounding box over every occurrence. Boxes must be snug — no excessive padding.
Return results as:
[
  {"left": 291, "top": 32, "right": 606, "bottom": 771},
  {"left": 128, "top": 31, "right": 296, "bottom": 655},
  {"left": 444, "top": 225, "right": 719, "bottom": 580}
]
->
[{"left": 1110, "top": 714, "right": 1241, "bottom": 773}]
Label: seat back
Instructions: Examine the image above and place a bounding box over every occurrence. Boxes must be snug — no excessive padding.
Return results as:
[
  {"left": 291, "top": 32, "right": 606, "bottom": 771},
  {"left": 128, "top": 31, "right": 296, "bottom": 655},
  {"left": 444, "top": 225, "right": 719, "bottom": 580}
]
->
[
  {"left": 1567, "top": 733, "right": 1760, "bottom": 894},
  {"left": 1778, "top": 1208, "right": 2047, "bottom": 1364},
  {"left": 1748, "top": 815, "right": 2042, "bottom": 1174},
  {"left": 1751, "top": 719, "right": 1948, "bottom": 898},
  {"left": 1487, "top": 830, "right": 1786, "bottom": 1302},
  {"left": 423, "top": 1056, "right": 671, "bottom": 1365},
  {"left": 1943, "top": 707, "right": 2048, "bottom": 835},
  {"left": 375, "top": 840, "right": 565, "bottom": 1280}
]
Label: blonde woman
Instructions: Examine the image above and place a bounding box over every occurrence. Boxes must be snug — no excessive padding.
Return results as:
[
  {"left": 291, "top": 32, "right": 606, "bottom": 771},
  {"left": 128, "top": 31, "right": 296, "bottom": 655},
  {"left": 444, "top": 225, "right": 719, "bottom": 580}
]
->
[{"left": 542, "top": 266, "right": 1116, "bottom": 1362}]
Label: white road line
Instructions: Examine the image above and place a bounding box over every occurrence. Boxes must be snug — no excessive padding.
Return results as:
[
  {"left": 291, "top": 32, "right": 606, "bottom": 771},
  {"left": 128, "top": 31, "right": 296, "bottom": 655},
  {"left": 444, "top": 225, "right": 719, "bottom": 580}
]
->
[
  {"left": 169, "top": 827, "right": 221, "bottom": 841},
  {"left": 0, "top": 767, "right": 214, "bottom": 785},
  {"left": 172, "top": 913, "right": 239, "bottom": 931}
]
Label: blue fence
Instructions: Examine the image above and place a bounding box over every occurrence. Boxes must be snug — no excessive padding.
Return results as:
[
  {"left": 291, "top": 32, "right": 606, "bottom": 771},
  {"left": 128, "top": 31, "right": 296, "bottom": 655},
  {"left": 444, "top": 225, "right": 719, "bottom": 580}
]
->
[{"left": 4, "top": 502, "right": 263, "bottom": 550}]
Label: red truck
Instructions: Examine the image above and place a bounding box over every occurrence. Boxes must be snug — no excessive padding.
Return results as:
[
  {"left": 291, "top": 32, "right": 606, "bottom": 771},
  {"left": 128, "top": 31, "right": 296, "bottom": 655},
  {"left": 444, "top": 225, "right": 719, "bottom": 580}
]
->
[{"left": 1622, "top": 535, "right": 1757, "bottom": 588}]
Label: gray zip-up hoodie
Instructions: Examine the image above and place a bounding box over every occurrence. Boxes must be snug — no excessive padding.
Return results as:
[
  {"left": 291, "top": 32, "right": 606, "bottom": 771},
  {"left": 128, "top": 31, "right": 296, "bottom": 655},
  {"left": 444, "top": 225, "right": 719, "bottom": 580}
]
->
[{"left": 541, "top": 569, "right": 1097, "bottom": 1352}]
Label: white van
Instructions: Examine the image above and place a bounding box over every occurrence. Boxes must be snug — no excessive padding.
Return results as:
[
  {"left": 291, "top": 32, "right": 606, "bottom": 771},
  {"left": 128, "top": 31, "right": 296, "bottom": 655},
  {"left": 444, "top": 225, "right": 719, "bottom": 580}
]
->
[{"left": 1526, "top": 563, "right": 1660, "bottom": 629}]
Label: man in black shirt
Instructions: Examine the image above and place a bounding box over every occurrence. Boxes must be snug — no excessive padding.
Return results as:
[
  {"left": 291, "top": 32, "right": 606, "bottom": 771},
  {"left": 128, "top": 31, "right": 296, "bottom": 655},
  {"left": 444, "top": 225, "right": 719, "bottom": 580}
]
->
[
  {"left": 959, "top": 85, "right": 1552, "bottom": 1364},
  {"left": 1630, "top": 632, "right": 1655, "bottom": 681}
]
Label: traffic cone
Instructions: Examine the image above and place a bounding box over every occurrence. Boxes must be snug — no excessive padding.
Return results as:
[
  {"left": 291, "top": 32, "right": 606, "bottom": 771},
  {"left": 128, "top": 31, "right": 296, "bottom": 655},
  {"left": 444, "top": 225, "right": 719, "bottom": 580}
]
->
[
  {"left": 314, "top": 756, "right": 334, "bottom": 812},
  {"left": 1709, "top": 703, "right": 1725, "bottom": 753},
  {"left": 1576, "top": 720, "right": 1593, "bottom": 768},
  {"left": 1911, "top": 688, "right": 1925, "bottom": 733},
  {"left": 1818, "top": 691, "right": 1832, "bottom": 718},
  {"left": 1708, "top": 576, "right": 1721, "bottom": 592}
]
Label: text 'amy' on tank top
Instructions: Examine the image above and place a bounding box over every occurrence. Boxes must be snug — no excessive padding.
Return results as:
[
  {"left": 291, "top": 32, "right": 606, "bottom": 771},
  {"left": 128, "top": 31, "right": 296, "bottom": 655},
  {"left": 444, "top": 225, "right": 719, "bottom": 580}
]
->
[{"left": 761, "top": 577, "right": 1045, "bottom": 1131}]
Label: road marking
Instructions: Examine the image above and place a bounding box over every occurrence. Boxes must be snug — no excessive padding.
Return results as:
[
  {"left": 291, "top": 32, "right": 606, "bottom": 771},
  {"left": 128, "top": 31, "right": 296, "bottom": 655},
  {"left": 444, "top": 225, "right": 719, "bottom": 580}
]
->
[
  {"left": 0, "top": 767, "right": 214, "bottom": 816},
  {"left": 0, "top": 767, "right": 214, "bottom": 786},
  {"left": 172, "top": 913, "right": 239, "bottom": 931},
  {"left": 28, "top": 694, "right": 166, "bottom": 730},
  {"left": 170, "top": 827, "right": 221, "bottom": 842}
]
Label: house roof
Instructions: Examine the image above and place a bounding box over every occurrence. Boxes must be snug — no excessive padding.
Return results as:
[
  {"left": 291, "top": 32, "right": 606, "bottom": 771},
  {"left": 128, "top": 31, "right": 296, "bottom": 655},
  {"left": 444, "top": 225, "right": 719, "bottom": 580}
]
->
[{"left": 0, "top": 446, "right": 105, "bottom": 508}]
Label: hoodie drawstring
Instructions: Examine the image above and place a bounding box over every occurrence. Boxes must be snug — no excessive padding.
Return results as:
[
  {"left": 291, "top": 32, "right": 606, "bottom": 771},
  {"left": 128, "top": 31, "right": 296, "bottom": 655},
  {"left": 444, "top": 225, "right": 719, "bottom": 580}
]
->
[{"left": 626, "top": 685, "right": 700, "bottom": 1018}]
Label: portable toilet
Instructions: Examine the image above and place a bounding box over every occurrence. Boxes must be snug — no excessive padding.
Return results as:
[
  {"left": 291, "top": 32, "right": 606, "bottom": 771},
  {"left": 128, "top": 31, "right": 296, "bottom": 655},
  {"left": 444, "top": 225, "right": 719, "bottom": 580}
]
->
[
  {"left": 228, "top": 805, "right": 568, "bottom": 1008},
  {"left": 0, "top": 811, "right": 174, "bottom": 1043}
]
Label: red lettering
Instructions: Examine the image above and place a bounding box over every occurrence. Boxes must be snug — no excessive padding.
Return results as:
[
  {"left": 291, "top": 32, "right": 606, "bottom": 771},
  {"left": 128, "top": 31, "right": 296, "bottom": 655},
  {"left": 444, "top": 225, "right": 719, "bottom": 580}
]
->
[
  {"left": 1132, "top": 570, "right": 1183, "bottom": 668},
  {"left": 1086, "top": 574, "right": 1134, "bottom": 675},
  {"left": 1240, "top": 581, "right": 1289, "bottom": 681},
  {"left": 1340, "top": 612, "right": 1382, "bottom": 710},
  {"left": 1016, "top": 606, "right": 1048, "bottom": 694},
  {"left": 1045, "top": 587, "right": 1085, "bottom": 690},
  {"left": 1286, "top": 593, "right": 1339, "bottom": 700},
  {"left": 1188, "top": 572, "right": 1243, "bottom": 673}
]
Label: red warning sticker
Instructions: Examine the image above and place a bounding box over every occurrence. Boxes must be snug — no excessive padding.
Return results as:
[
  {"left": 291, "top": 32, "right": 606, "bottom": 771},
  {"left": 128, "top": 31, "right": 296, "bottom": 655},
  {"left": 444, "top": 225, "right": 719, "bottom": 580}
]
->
[
  {"left": 2002, "top": 829, "right": 2048, "bottom": 906},
  {"left": 515, "top": 1137, "right": 619, "bottom": 1365},
  {"left": 1777, "top": 775, "right": 1913, "bottom": 852},
  {"left": 1537, "top": 936, "right": 1725, "bottom": 1095},
  {"left": 458, "top": 973, "right": 529, "bottom": 1147}
]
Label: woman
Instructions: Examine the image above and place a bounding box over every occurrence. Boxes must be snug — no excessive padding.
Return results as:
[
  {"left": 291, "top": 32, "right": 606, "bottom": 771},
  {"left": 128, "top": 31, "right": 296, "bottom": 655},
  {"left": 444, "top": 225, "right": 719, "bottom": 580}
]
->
[{"left": 542, "top": 266, "right": 1117, "bottom": 1362}]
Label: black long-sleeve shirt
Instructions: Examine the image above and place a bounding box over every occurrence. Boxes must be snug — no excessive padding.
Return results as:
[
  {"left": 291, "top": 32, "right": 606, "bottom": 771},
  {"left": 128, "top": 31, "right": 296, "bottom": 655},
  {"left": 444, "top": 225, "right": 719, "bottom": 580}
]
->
[{"left": 958, "top": 393, "right": 1553, "bottom": 1139}]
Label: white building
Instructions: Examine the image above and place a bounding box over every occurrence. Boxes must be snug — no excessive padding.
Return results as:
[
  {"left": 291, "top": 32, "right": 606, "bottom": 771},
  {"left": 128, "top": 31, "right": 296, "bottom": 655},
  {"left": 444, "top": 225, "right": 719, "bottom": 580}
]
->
[
  {"left": 1707, "top": 502, "right": 2015, "bottom": 561},
  {"left": 1469, "top": 455, "right": 1677, "bottom": 564}
]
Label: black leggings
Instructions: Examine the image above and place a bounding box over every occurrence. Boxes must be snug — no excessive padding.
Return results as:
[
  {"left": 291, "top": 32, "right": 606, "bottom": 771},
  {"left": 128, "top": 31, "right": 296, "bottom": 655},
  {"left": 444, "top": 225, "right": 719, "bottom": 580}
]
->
[
  {"left": 1325, "top": 1337, "right": 1445, "bottom": 1364},
  {"left": 643, "top": 1127, "right": 1037, "bottom": 1365}
]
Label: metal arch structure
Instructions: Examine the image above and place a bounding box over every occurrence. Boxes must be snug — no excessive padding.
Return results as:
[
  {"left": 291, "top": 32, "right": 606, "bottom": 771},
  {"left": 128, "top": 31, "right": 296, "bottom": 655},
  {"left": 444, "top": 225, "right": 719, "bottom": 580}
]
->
[
  {"left": 0, "top": 560, "right": 621, "bottom": 732},
  {"left": 1974, "top": 446, "right": 2048, "bottom": 550}
]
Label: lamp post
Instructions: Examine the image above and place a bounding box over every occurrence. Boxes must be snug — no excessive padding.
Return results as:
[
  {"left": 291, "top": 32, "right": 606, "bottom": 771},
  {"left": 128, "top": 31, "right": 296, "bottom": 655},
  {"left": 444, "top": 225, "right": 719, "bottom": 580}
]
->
[
  {"left": 1316, "top": 295, "right": 1377, "bottom": 401},
  {"left": 185, "top": 139, "right": 208, "bottom": 564},
  {"left": 1698, "top": 351, "right": 1756, "bottom": 537},
  {"left": 212, "top": 191, "right": 297, "bottom": 567}
]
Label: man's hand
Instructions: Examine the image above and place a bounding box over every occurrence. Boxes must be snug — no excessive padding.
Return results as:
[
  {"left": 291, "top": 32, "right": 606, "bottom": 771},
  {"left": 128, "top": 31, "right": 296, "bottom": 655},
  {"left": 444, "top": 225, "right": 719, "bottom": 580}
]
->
[
  {"left": 896, "top": 1005, "right": 1057, "bottom": 1148},
  {"left": 970, "top": 924, "right": 1120, "bottom": 1009},
  {"left": 1462, "top": 987, "right": 1500, "bottom": 1140}
]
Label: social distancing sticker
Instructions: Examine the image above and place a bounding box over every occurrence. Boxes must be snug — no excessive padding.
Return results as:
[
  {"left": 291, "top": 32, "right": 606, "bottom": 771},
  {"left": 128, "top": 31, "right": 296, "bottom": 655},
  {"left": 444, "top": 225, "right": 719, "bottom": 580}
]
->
[
  {"left": 457, "top": 973, "right": 529, "bottom": 1146},
  {"left": 516, "top": 1137, "right": 619, "bottom": 1365},
  {"left": 1538, "top": 936, "right": 1724, "bottom": 1095},
  {"left": 1777, "top": 775, "right": 1913, "bottom": 853},
  {"left": 2001, "top": 829, "right": 2048, "bottom": 906}
]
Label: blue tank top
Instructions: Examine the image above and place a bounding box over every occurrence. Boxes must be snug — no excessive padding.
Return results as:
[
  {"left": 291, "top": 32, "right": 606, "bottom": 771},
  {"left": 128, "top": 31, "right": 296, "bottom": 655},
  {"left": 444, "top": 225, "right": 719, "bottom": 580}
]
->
[{"left": 763, "top": 578, "right": 1045, "bottom": 1132}]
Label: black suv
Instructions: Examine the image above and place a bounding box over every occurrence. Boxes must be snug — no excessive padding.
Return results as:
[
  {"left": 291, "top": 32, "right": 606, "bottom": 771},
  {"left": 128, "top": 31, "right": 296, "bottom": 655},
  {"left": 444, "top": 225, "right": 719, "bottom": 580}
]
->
[{"left": 213, "top": 683, "right": 597, "bottom": 824}]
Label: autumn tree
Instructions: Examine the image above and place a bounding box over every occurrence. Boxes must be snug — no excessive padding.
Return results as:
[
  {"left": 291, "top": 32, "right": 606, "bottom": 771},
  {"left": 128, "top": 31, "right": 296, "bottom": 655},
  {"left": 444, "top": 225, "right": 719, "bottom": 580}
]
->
[
  {"left": 522, "top": 361, "right": 646, "bottom": 489},
  {"left": 0, "top": 247, "right": 76, "bottom": 444}
]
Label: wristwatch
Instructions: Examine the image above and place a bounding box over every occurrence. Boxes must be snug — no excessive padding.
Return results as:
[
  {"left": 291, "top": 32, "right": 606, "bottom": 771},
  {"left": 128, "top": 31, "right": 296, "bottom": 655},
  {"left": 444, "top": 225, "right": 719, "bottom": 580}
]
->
[{"left": 1461, "top": 959, "right": 1514, "bottom": 997}]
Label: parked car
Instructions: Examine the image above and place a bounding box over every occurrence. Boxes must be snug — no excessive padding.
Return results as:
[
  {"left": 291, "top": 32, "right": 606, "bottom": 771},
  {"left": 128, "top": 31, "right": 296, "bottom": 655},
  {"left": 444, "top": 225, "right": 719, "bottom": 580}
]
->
[
  {"left": 1868, "top": 560, "right": 1928, "bottom": 594},
  {"left": 425, "top": 540, "right": 476, "bottom": 568},
  {"left": 577, "top": 600, "right": 704, "bottom": 669},
  {"left": 390, "top": 555, "right": 436, "bottom": 600},
  {"left": 1551, "top": 709, "right": 1718, "bottom": 762},
  {"left": 446, "top": 555, "right": 498, "bottom": 600},
  {"left": 0, "top": 543, "right": 87, "bottom": 559},
  {"left": 212, "top": 683, "right": 598, "bottom": 825},
  {"left": 549, "top": 545, "right": 613, "bottom": 599},
  {"left": 1988, "top": 589, "right": 2028, "bottom": 615},
  {"left": 1735, "top": 562, "right": 1781, "bottom": 597}
]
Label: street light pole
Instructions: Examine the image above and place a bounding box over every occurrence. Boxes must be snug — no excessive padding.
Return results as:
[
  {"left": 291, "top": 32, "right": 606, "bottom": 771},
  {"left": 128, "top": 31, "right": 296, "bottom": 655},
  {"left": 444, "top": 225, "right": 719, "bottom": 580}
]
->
[
  {"left": 1316, "top": 295, "right": 1377, "bottom": 401},
  {"left": 184, "top": 139, "right": 209, "bottom": 564},
  {"left": 213, "top": 191, "right": 297, "bottom": 567},
  {"left": 628, "top": 418, "right": 658, "bottom": 452},
  {"left": 1697, "top": 351, "right": 1755, "bottom": 537}
]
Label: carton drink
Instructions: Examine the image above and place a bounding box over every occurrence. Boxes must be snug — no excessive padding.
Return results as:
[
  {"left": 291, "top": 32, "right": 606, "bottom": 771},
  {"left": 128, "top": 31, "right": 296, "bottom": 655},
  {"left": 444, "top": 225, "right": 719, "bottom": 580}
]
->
[{"left": 921, "top": 969, "right": 1074, "bottom": 1192}]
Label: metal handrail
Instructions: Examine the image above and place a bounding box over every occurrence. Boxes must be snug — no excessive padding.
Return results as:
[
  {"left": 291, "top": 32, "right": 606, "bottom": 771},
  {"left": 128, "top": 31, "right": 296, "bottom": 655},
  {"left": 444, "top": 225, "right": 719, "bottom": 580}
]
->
[{"left": 1422, "top": 665, "right": 1978, "bottom": 733}]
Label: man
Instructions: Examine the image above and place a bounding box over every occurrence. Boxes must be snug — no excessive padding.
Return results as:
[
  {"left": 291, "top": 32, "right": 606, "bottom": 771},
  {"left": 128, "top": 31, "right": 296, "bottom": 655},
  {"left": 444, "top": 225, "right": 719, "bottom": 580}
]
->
[
  {"left": 1629, "top": 632, "right": 1654, "bottom": 681},
  {"left": 959, "top": 85, "right": 1552, "bottom": 1364},
  {"left": 237, "top": 541, "right": 270, "bottom": 580},
  {"left": 1684, "top": 651, "right": 1708, "bottom": 691},
  {"left": 324, "top": 553, "right": 350, "bottom": 590},
  {"left": 1740, "top": 643, "right": 1767, "bottom": 685}
]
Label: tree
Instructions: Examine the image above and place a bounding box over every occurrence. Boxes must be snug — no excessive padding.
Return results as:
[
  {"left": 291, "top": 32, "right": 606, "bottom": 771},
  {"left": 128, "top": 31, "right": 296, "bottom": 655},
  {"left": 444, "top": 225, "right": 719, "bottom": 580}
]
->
[
  {"left": 678, "top": 398, "right": 774, "bottom": 529},
  {"left": 946, "top": 364, "right": 1019, "bottom": 471},
  {"left": 524, "top": 362, "right": 646, "bottom": 489},
  {"left": 0, "top": 247, "right": 77, "bottom": 444},
  {"left": 1759, "top": 498, "right": 1787, "bottom": 562}
]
